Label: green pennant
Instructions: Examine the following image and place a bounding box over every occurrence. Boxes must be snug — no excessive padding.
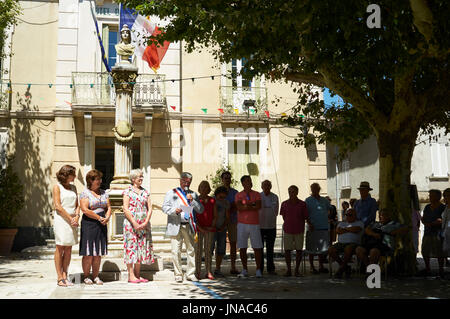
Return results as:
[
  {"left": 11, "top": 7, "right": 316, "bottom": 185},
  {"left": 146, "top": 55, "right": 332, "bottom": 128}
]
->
[{"left": 201, "top": 108, "right": 207, "bottom": 114}]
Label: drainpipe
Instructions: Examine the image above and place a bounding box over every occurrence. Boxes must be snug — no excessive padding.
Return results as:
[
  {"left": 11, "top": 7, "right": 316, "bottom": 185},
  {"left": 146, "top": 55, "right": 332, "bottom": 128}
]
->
[{"left": 335, "top": 145, "right": 341, "bottom": 220}]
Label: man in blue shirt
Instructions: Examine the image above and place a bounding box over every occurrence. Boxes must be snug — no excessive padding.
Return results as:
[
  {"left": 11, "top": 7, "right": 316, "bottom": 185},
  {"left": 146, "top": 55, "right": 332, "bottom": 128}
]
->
[
  {"left": 354, "top": 181, "right": 378, "bottom": 227},
  {"left": 305, "top": 183, "right": 331, "bottom": 274},
  {"left": 221, "top": 171, "right": 240, "bottom": 275}
]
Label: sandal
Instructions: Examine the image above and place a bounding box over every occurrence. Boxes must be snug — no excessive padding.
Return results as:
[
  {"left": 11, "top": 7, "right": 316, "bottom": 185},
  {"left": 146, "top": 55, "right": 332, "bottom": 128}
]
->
[
  {"left": 83, "top": 277, "right": 93, "bottom": 285},
  {"left": 138, "top": 277, "right": 149, "bottom": 283},
  {"left": 57, "top": 279, "right": 67, "bottom": 287},
  {"left": 93, "top": 277, "right": 103, "bottom": 285},
  {"left": 64, "top": 278, "right": 74, "bottom": 286}
]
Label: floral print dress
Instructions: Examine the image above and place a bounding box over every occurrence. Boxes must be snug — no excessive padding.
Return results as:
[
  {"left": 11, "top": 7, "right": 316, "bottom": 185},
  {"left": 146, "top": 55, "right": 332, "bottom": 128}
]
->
[{"left": 123, "top": 186, "right": 154, "bottom": 265}]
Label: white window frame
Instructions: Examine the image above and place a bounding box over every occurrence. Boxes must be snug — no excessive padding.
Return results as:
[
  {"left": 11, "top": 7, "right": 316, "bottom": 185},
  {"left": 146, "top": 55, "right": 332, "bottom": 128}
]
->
[
  {"left": 430, "top": 142, "right": 449, "bottom": 178},
  {"left": 222, "top": 128, "right": 269, "bottom": 180},
  {"left": 341, "top": 158, "right": 351, "bottom": 189}
]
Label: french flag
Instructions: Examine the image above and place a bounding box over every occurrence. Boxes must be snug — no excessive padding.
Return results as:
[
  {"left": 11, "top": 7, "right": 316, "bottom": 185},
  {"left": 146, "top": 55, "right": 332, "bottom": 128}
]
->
[{"left": 119, "top": 5, "right": 170, "bottom": 73}]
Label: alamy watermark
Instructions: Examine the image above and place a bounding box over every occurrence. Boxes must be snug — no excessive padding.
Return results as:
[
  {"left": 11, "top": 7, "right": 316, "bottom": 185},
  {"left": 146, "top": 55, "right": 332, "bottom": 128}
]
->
[
  {"left": 366, "top": 264, "right": 381, "bottom": 288},
  {"left": 366, "top": 4, "right": 381, "bottom": 29}
]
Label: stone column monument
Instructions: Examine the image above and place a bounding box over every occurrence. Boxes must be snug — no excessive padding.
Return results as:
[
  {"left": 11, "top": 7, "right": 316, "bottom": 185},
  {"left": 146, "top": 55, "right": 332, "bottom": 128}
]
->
[
  {"left": 110, "top": 24, "right": 137, "bottom": 188},
  {"left": 108, "top": 25, "right": 138, "bottom": 246}
]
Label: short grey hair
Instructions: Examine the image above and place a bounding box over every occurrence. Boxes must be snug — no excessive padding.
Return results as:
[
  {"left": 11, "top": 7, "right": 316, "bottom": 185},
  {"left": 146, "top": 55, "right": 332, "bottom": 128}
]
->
[
  {"left": 180, "top": 172, "right": 193, "bottom": 180},
  {"left": 129, "top": 169, "right": 143, "bottom": 182}
]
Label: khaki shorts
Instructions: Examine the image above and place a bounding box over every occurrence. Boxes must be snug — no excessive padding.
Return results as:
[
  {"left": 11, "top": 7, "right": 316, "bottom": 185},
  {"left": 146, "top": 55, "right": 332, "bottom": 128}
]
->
[
  {"left": 284, "top": 233, "right": 304, "bottom": 251},
  {"left": 227, "top": 222, "right": 237, "bottom": 243}
]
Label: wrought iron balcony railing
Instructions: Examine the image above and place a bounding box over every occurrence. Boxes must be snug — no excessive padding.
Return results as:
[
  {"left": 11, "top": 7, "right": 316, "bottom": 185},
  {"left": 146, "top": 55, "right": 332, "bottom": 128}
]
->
[
  {"left": 219, "top": 86, "right": 268, "bottom": 115},
  {"left": 71, "top": 72, "right": 166, "bottom": 107}
]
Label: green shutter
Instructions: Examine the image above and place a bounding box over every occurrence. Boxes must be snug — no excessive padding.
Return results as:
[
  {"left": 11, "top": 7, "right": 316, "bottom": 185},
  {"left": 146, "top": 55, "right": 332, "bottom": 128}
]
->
[
  {"left": 226, "top": 62, "right": 233, "bottom": 110},
  {"left": 102, "top": 24, "right": 109, "bottom": 73}
]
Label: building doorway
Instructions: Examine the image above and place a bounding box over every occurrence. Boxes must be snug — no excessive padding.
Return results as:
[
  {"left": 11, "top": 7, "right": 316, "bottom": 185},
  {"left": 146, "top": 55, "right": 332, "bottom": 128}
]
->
[{"left": 95, "top": 136, "right": 141, "bottom": 190}]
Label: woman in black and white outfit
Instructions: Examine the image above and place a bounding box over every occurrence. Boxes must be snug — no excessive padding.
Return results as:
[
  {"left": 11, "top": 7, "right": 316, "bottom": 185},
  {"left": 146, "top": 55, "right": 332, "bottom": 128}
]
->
[{"left": 79, "top": 169, "right": 111, "bottom": 285}]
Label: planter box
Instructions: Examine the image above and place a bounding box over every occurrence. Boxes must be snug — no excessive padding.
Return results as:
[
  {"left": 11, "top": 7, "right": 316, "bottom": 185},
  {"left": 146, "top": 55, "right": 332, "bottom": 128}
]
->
[{"left": 0, "top": 228, "right": 18, "bottom": 256}]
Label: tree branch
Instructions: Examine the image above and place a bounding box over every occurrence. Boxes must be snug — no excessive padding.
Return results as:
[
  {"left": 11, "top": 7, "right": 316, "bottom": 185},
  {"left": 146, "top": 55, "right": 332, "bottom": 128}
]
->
[
  {"left": 318, "top": 65, "right": 388, "bottom": 129},
  {"left": 410, "top": 0, "right": 440, "bottom": 56},
  {"left": 285, "top": 71, "right": 326, "bottom": 87}
]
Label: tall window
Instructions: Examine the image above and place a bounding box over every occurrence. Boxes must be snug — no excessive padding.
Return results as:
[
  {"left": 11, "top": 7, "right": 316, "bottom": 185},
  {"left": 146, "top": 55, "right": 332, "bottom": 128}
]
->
[
  {"left": 431, "top": 143, "right": 449, "bottom": 178},
  {"left": 231, "top": 58, "right": 252, "bottom": 88},
  {"left": 341, "top": 158, "right": 350, "bottom": 188},
  {"left": 227, "top": 138, "right": 260, "bottom": 188}
]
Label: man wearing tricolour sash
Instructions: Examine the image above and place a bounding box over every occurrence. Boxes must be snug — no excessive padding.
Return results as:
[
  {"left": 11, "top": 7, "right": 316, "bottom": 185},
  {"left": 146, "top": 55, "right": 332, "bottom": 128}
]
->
[{"left": 162, "top": 172, "right": 204, "bottom": 282}]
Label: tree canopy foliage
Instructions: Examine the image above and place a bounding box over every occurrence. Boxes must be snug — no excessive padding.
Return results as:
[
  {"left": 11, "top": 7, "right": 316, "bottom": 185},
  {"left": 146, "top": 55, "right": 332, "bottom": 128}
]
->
[
  {"left": 119, "top": 0, "right": 448, "bottom": 154},
  {"left": 118, "top": 0, "right": 449, "bottom": 274},
  {"left": 0, "top": 0, "right": 21, "bottom": 60}
]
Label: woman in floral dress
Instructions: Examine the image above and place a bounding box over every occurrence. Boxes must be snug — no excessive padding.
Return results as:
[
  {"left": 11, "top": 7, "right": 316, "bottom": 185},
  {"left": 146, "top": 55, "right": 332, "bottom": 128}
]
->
[{"left": 123, "top": 169, "right": 154, "bottom": 283}]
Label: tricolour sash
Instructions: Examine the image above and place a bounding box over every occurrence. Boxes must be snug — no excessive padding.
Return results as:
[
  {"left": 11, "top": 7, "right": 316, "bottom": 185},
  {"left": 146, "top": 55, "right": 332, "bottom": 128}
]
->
[{"left": 173, "top": 187, "right": 198, "bottom": 241}]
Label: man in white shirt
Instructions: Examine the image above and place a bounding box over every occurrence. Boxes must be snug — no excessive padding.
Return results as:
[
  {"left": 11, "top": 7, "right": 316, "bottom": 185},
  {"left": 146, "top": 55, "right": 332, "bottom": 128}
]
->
[
  {"left": 328, "top": 208, "right": 364, "bottom": 279},
  {"left": 259, "top": 180, "right": 279, "bottom": 275}
]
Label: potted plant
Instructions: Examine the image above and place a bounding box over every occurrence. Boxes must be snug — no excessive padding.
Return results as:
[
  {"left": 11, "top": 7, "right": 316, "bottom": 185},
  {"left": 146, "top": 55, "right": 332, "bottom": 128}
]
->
[{"left": 0, "top": 156, "right": 24, "bottom": 255}]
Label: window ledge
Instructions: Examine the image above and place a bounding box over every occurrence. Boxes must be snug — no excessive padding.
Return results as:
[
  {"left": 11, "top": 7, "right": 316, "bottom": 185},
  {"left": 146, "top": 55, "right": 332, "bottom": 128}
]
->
[{"left": 429, "top": 175, "right": 449, "bottom": 181}]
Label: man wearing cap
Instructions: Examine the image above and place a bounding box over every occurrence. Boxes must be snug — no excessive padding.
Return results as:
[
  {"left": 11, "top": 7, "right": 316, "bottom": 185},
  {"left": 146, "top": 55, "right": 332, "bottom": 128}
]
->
[
  {"left": 162, "top": 172, "right": 204, "bottom": 283},
  {"left": 354, "top": 181, "right": 378, "bottom": 227}
]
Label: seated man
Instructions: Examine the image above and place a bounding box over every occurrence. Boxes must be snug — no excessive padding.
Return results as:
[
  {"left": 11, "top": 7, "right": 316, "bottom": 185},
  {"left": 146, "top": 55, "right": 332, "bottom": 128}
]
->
[
  {"left": 328, "top": 208, "right": 364, "bottom": 278},
  {"left": 356, "top": 209, "right": 408, "bottom": 273}
]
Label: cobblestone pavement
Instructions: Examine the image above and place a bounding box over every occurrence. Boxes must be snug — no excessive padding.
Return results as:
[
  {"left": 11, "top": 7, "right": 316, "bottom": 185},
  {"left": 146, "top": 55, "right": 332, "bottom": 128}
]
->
[{"left": 1, "top": 253, "right": 449, "bottom": 299}]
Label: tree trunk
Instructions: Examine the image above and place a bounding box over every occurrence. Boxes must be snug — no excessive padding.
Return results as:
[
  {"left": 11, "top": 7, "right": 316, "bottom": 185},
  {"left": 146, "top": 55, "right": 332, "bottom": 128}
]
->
[{"left": 377, "top": 131, "right": 418, "bottom": 276}]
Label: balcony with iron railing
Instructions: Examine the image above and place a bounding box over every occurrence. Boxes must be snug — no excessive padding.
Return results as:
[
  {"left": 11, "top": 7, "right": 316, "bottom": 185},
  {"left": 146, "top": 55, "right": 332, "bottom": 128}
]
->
[
  {"left": 219, "top": 86, "right": 268, "bottom": 117},
  {"left": 71, "top": 72, "right": 166, "bottom": 109}
]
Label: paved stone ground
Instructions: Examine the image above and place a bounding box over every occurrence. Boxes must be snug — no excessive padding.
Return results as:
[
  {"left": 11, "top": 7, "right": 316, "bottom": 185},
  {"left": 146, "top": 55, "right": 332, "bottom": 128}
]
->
[{"left": 1, "top": 253, "right": 449, "bottom": 299}]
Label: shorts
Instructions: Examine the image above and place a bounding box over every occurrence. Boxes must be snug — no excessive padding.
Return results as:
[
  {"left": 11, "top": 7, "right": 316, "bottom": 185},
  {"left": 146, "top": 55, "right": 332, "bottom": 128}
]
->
[
  {"left": 212, "top": 230, "right": 227, "bottom": 256},
  {"left": 283, "top": 233, "right": 304, "bottom": 251},
  {"left": 237, "top": 223, "right": 263, "bottom": 249},
  {"left": 330, "top": 242, "right": 358, "bottom": 254},
  {"left": 421, "top": 234, "right": 445, "bottom": 258},
  {"left": 227, "top": 222, "right": 237, "bottom": 242}
]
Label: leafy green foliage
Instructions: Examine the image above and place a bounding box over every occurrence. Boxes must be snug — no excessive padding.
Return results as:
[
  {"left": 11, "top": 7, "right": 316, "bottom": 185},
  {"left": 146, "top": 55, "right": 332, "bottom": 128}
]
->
[
  {"left": 0, "top": 0, "right": 21, "bottom": 60},
  {"left": 118, "top": 0, "right": 449, "bottom": 153},
  {"left": 0, "top": 157, "right": 24, "bottom": 228},
  {"left": 206, "top": 165, "right": 238, "bottom": 192}
]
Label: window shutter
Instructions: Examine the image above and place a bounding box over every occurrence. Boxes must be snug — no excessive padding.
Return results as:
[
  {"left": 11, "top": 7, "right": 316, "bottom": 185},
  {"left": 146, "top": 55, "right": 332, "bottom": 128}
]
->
[
  {"left": 431, "top": 143, "right": 449, "bottom": 177},
  {"left": 0, "top": 129, "right": 9, "bottom": 169}
]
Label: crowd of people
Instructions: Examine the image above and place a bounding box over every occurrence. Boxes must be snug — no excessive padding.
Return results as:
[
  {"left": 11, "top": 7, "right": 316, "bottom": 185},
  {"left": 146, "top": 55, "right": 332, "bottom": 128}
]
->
[{"left": 51, "top": 164, "right": 450, "bottom": 286}]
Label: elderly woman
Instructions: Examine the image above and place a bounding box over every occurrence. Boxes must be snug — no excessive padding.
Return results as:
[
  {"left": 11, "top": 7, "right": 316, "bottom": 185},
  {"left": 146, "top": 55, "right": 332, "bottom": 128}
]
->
[
  {"left": 52, "top": 165, "right": 80, "bottom": 287},
  {"left": 123, "top": 169, "right": 154, "bottom": 283},
  {"left": 79, "top": 169, "right": 111, "bottom": 285}
]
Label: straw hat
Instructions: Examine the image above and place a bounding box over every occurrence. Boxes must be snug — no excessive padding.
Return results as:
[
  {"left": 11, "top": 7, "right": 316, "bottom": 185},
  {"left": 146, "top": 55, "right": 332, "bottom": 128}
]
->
[{"left": 357, "top": 181, "right": 373, "bottom": 191}]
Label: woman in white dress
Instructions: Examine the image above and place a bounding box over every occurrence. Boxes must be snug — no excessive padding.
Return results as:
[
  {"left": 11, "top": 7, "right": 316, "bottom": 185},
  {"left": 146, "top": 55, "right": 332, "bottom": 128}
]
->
[{"left": 52, "top": 165, "right": 80, "bottom": 287}]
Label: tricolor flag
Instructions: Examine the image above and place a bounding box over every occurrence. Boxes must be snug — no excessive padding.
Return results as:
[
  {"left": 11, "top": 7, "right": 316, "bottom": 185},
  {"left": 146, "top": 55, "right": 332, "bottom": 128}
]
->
[{"left": 119, "top": 5, "right": 170, "bottom": 73}]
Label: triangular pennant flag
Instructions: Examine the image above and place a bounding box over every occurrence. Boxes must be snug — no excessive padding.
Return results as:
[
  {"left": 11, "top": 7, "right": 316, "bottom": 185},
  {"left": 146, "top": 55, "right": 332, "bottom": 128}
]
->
[
  {"left": 64, "top": 101, "right": 72, "bottom": 107},
  {"left": 201, "top": 108, "right": 207, "bottom": 114},
  {"left": 250, "top": 108, "right": 256, "bottom": 114},
  {"left": 48, "top": 84, "right": 53, "bottom": 88},
  {"left": 170, "top": 105, "right": 176, "bottom": 111},
  {"left": 218, "top": 108, "right": 224, "bottom": 114},
  {"left": 265, "top": 110, "right": 270, "bottom": 118},
  {"left": 234, "top": 109, "right": 239, "bottom": 115}
]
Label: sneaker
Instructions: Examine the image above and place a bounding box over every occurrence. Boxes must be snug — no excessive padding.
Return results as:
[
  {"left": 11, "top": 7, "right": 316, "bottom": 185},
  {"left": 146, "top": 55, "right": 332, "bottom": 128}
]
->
[
  {"left": 255, "top": 269, "right": 263, "bottom": 278},
  {"left": 237, "top": 269, "right": 248, "bottom": 278},
  {"left": 214, "top": 269, "right": 225, "bottom": 278},
  {"left": 175, "top": 275, "right": 183, "bottom": 283}
]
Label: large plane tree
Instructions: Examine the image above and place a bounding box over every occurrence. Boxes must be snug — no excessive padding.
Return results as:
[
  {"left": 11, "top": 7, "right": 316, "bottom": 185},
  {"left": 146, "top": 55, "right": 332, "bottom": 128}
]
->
[{"left": 118, "top": 0, "right": 450, "bottom": 274}]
